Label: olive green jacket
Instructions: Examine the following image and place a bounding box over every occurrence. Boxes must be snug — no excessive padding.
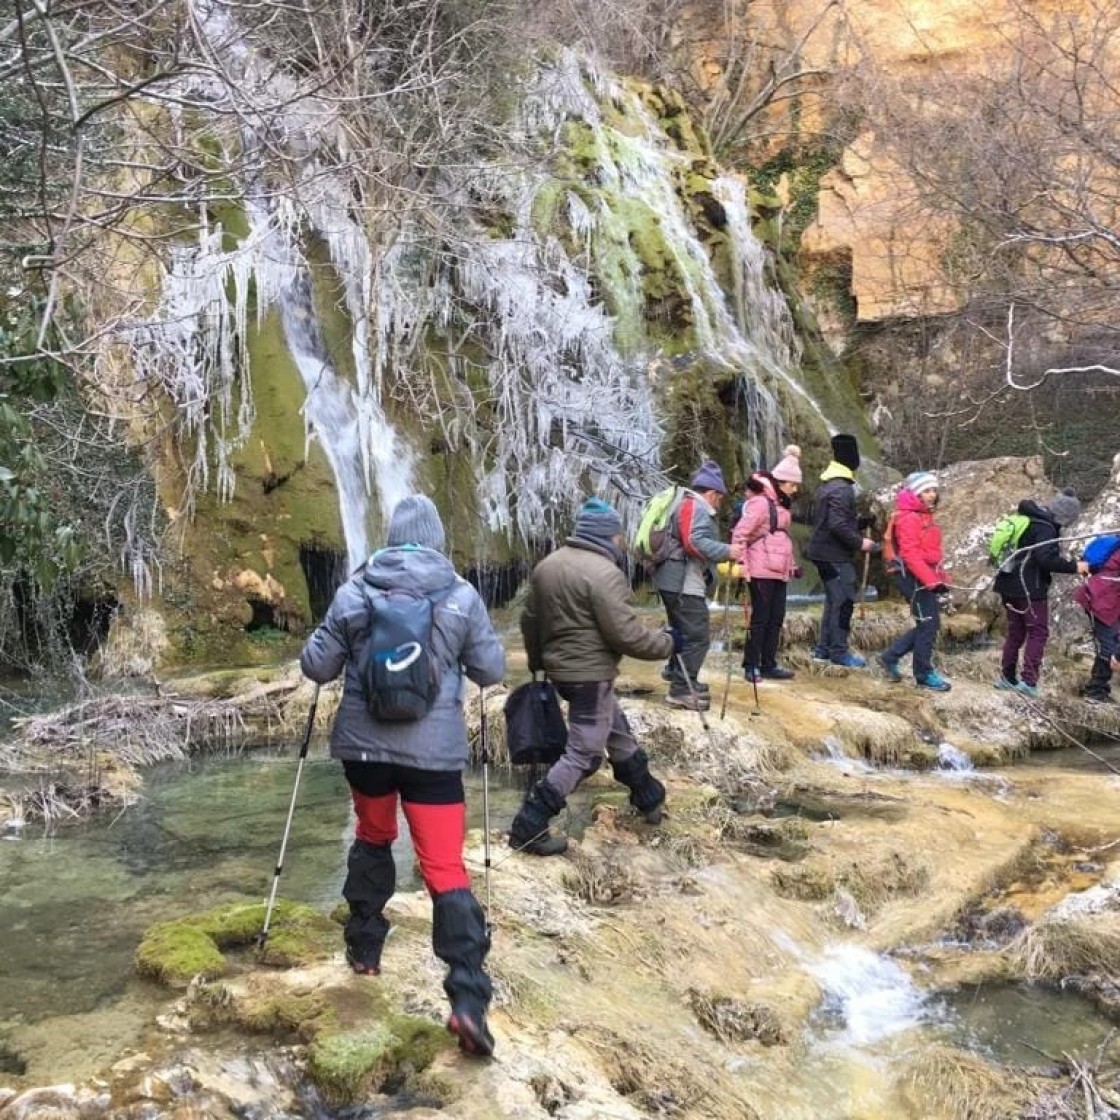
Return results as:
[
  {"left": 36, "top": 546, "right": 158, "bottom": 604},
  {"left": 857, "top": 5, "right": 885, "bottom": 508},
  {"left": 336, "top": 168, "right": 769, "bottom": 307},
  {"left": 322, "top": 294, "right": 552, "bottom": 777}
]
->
[{"left": 521, "top": 537, "right": 673, "bottom": 682}]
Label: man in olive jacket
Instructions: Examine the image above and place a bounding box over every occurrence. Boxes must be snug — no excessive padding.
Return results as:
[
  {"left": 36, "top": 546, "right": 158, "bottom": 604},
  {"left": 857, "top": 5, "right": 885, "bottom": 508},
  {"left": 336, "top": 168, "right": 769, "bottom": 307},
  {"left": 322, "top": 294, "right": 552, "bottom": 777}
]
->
[{"left": 512, "top": 498, "right": 676, "bottom": 856}]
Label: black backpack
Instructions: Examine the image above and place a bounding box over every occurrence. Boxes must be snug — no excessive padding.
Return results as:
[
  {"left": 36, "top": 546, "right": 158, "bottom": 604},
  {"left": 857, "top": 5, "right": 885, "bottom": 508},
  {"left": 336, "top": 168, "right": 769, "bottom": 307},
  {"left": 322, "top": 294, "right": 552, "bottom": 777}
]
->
[
  {"left": 504, "top": 678, "right": 568, "bottom": 765},
  {"left": 359, "top": 585, "right": 454, "bottom": 721}
]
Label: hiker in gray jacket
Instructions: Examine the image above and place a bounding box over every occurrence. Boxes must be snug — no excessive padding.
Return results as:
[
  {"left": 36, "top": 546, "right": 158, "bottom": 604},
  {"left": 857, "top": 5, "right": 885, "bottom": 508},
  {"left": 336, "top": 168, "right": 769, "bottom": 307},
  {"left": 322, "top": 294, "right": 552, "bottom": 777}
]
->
[
  {"left": 300, "top": 494, "right": 504, "bottom": 1058},
  {"left": 652, "top": 459, "right": 742, "bottom": 710}
]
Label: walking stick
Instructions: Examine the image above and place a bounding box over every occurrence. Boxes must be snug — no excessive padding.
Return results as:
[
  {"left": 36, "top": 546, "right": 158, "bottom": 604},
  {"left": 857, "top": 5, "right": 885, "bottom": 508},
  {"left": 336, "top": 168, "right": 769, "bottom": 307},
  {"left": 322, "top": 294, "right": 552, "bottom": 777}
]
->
[
  {"left": 858, "top": 550, "right": 871, "bottom": 621},
  {"left": 720, "top": 575, "right": 734, "bottom": 720},
  {"left": 259, "top": 683, "right": 320, "bottom": 950},
  {"left": 478, "top": 684, "right": 493, "bottom": 926}
]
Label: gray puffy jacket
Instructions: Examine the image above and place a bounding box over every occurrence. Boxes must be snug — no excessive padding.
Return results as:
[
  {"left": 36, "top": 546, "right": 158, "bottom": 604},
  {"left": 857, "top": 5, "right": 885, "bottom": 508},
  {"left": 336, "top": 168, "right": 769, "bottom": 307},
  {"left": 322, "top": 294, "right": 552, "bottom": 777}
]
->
[
  {"left": 651, "top": 490, "right": 732, "bottom": 594},
  {"left": 300, "top": 546, "right": 505, "bottom": 770}
]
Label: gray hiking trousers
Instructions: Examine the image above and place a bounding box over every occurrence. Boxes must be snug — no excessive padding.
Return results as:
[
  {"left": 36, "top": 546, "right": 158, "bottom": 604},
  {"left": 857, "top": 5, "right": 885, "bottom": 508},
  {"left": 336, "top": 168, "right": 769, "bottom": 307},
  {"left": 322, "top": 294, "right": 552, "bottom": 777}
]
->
[{"left": 545, "top": 681, "right": 639, "bottom": 798}]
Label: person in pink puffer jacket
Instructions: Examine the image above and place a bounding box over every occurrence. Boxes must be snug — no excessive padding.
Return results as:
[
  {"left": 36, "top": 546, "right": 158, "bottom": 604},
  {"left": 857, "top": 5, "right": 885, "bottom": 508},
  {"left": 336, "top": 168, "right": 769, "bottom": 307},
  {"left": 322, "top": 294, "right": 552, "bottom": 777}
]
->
[{"left": 731, "top": 446, "right": 803, "bottom": 682}]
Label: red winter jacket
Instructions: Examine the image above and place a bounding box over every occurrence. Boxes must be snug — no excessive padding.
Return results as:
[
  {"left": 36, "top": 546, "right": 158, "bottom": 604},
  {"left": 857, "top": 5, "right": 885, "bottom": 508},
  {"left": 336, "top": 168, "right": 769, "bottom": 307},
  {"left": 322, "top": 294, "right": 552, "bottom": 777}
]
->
[
  {"left": 1074, "top": 548, "right": 1120, "bottom": 625},
  {"left": 890, "top": 488, "right": 945, "bottom": 589}
]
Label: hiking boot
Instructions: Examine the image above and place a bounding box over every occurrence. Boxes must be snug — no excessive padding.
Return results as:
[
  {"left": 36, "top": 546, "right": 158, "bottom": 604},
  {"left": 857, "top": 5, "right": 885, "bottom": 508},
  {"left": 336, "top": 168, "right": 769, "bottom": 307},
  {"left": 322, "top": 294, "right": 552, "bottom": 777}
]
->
[
  {"left": 345, "top": 946, "right": 381, "bottom": 977},
  {"left": 665, "top": 691, "right": 711, "bottom": 711},
  {"left": 659, "top": 667, "right": 708, "bottom": 692},
  {"left": 447, "top": 1007, "right": 495, "bottom": 1058},
  {"left": 876, "top": 654, "right": 902, "bottom": 683},
  {"left": 916, "top": 671, "right": 952, "bottom": 692},
  {"left": 744, "top": 666, "right": 763, "bottom": 683},
  {"left": 760, "top": 667, "right": 795, "bottom": 680},
  {"left": 810, "top": 647, "right": 831, "bottom": 662},
  {"left": 611, "top": 748, "right": 667, "bottom": 825},
  {"left": 1015, "top": 681, "right": 1041, "bottom": 700},
  {"left": 1084, "top": 692, "right": 1115, "bottom": 705},
  {"left": 994, "top": 676, "right": 1018, "bottom": 692},
  {"left": 509, "top": 780, "right": 569, "bottom": 856},
  {"left": 831, "top": 652, "right": 867, "bottom": 669}
]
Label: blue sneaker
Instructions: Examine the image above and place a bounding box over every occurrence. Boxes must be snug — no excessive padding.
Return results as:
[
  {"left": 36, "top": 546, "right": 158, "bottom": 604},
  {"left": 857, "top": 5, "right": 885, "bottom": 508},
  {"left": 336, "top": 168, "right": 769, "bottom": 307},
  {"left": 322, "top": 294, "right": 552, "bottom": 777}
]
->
[
  {"left": 916, "top": 671, "right": 952, "bottom": 692},
  {"left": 831, "top": 652, "right": 867, "bottom": 669},
  {"left": 994, "top": 676, "right": 1018, "bottom": 692},
  {"left": 1016, "top": 681, "right": 1041, "bottom": 700},
  {"left": 876, "top": 653, "right": 902, "bottom": 683}
]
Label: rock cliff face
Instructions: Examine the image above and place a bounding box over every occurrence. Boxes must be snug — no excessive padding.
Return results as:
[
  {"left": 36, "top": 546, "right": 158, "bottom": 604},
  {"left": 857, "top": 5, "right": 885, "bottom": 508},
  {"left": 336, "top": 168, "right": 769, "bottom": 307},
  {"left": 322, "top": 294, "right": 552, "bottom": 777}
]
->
[{"left": 687, "top": 0, "right": 1042, "bottom": 325}]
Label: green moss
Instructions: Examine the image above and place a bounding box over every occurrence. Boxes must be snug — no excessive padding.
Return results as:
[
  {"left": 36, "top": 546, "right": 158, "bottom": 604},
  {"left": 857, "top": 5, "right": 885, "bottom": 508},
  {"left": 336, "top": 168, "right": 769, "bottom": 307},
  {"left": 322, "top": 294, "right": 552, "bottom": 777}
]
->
[
  {"left": 135, "top": 921, "right": 227, "bottom": 986},
  {"left": 309, "top": 1025, "right": 399, "bottom": 1103},
  {"left": 135, "top": 900, "right": 337, "bottom": 987},
  {"left": 232, "top": 988, "right": 334, "bottom": 1038},
  {"left": 308, "top": 1016, "right": 449, "bottom": 1106}
]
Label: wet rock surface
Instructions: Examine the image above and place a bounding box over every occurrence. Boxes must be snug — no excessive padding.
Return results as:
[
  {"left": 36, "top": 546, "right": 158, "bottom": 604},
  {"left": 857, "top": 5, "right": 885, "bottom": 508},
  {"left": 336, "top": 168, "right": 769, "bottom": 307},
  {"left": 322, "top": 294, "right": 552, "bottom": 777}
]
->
[{"left": 4, "top": 637, "right": 1120, "bottom": 1117}]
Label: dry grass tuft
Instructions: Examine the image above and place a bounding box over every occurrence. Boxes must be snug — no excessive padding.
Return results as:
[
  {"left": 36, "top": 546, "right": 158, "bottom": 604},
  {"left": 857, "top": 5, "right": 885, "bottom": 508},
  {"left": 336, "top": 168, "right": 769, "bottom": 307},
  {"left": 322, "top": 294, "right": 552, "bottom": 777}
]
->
[
  {"left": 1012, "top": 914, "right": 1120, "bottom": 982},
  {"left": 829, "top": 706, "right": 937, "bottom": 767},
  {"left": 465, "top": 684, "right": 512, "bottom": 769},
  {"left": 687, "top": 988, "right": 786, "bottom": 1046},
  {"left": 585, "top": 1026, "right": 761, "bottom": 1120},
  {"left": 902, "top": 1044, "right": 1032, "bottom": 1120},
  {"left": 772, "top": 849, "right": 931, "bottom": 913},
  {"left": 562, "top": 848, "right": 642, "bottom": 906}
]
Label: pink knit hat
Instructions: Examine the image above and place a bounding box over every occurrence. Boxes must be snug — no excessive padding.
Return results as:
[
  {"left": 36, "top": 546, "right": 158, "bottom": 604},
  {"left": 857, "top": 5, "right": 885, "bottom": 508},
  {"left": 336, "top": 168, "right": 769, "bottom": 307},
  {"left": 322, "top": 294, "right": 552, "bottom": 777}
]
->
[{"left": 770, "top": 445, "right": 803, "bottom": 484}]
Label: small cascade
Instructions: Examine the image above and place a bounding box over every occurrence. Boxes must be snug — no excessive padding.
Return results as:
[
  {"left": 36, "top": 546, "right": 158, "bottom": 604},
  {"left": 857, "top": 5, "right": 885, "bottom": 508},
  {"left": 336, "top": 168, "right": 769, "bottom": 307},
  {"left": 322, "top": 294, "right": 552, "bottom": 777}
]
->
[
  {"left": 811, "top": 945, "right": 930, "bottom": 1045},
  {"left": 936, "top": 742, "right": 975, "bottom": 772},
  {"left": 815, "top": 736, "right": 874, "bottom": 774}
]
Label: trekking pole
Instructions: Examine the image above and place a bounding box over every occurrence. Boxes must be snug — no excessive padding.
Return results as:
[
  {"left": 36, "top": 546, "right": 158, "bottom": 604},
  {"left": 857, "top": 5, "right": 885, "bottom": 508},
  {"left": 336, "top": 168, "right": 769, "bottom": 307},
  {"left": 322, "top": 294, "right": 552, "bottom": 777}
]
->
[
  {"left": 720, "top": 575, "right": 734, "bottom": 721},
  {"left": 258, "top": 682, "right": 320, "bottom": 951},
  {"left": 478, "top": 684, "right": 493, "bottom": 925},
  {"left": 858, "top": 550, "right": 871, "bottom": 621},
  {"left": 674, "top": 652, "right": 712, "bottom": 733}
]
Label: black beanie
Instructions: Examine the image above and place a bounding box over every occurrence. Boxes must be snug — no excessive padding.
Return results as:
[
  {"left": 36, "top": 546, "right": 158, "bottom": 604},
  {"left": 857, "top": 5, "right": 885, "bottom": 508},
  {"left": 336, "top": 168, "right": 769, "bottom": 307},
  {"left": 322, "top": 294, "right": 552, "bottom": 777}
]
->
[{"left": 831, "top": 433, "right": 860, "bottom": 471}]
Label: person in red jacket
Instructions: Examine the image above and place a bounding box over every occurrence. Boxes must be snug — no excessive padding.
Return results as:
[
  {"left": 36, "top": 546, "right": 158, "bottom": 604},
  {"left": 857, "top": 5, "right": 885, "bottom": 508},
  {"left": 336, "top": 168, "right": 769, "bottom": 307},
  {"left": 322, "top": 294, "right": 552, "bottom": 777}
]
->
[
  {"left": 877, "top": 471, "right": 952, "bottom": 691},
  {"left": 1073, "top": 545, "right": 1120, "bottom": 703}
]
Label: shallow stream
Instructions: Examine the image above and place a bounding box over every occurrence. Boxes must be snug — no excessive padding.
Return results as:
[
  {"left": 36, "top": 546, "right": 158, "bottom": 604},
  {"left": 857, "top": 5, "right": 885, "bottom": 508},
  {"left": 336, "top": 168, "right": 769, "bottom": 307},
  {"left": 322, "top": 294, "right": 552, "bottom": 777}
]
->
[
  {"left": 0, "top": 743, "right": 532, "bottom": 1083},
  {"left": 2, "top": 734, "right": 1118, "bottom": 1112}
]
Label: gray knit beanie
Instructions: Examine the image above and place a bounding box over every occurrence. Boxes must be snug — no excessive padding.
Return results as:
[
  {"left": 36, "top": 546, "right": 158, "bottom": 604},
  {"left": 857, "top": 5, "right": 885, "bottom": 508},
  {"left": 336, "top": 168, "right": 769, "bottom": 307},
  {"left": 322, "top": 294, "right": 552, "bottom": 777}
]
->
[
  {"left": 386, "top": 494, "right": 446, "bottom": 552},
  {"left": 572, "top": 497, "right": 624, "bottom": 542},
  {"left": 1047, "top": 487, "right": 1081, "bottom": 527}
]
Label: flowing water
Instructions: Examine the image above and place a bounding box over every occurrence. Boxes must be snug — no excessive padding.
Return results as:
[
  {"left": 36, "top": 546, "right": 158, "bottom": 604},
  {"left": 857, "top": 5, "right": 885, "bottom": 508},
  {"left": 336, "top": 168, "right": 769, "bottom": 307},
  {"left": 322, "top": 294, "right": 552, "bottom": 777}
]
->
[{"left": 0, "top": 745, "right": 533, "bottom": 1084}]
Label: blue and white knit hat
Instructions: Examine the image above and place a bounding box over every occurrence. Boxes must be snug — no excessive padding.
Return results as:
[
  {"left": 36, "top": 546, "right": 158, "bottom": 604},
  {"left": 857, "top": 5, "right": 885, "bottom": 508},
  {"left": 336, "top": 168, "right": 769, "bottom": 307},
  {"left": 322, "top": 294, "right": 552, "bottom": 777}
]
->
[{"left": 904, "top": 471, "right": 939, "bottom": 496}]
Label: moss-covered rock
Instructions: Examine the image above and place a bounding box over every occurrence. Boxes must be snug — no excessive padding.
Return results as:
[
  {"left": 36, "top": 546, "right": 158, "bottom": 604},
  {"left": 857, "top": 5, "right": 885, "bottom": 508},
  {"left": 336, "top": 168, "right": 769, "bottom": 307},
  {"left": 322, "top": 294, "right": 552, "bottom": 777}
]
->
[
  {"left": 305, "top": 1014, "right": 448, "bottom": 1104},
  {"left": 135, "top": 900, "right": 338, "bottom": 987}
]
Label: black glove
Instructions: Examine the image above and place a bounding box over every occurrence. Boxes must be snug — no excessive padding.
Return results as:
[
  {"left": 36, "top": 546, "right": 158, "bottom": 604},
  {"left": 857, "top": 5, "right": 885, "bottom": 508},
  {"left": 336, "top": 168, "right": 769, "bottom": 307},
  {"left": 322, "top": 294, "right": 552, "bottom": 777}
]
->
[
  {"left": 928, "top": 582, "right": 950, "bottom": 594},
  {"left": 868, "top": 541, "right": 882, "bottom": 555},
  {"left": 857, "top": 515, "right": 876, "bottom": 532},
  {"left": 664, "top": 625, "right": 685, "bottom": 656}
]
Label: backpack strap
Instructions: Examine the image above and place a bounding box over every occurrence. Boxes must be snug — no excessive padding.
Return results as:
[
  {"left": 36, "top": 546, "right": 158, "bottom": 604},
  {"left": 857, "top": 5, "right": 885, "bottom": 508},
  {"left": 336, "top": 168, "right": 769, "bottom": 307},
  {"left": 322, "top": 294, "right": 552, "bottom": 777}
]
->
[{"left": 676, "top": 493, "right": 705, "bottom": 560}]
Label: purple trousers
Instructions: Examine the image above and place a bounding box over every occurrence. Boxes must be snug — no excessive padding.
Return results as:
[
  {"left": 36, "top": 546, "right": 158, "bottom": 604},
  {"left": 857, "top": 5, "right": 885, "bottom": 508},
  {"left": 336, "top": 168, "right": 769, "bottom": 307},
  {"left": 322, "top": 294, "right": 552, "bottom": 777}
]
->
[{"left": 1001, "top": 598, "right": 1050, "bottom": 686}]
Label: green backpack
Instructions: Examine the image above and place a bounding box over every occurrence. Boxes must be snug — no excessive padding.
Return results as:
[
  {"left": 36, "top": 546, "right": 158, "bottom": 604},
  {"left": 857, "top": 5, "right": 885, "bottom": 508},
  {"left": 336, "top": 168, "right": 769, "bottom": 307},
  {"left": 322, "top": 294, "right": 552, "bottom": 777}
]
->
[
  {"left": 988, "top": 513, "right": 1031, "bottom": 573},
  {"left": 633, "top": 485, "right": 683, "bottom": 569}
]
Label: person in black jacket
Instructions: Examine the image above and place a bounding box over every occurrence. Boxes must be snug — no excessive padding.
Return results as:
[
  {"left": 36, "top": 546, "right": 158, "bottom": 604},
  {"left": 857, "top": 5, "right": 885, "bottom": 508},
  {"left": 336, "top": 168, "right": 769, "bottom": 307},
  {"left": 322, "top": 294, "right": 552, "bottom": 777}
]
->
[
  {"left": 805, "top": 434, "right": 878, "bottom": 667},
  {"left": 994, "top": 488, "right": 1088, "bottom": 699}
]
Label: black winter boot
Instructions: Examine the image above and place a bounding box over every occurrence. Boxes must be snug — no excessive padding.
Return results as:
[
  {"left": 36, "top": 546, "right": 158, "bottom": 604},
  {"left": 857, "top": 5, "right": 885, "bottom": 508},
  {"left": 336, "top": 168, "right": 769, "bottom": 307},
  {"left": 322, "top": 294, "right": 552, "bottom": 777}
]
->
[
  {"left": 342, "top": 839, "right": 395, "bottom": 974},
  {"left": 508, "top": 780, "right": 569, "bottom": 856},
  {"left": 611, "top": 748, "right": 667, "bottom": 824},
  {"left": 432, "top": 888, "right": 494, "bottom": 1057},
  {"left": 1084, "top": 655, "right": 1114, "bottom": 702}
]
